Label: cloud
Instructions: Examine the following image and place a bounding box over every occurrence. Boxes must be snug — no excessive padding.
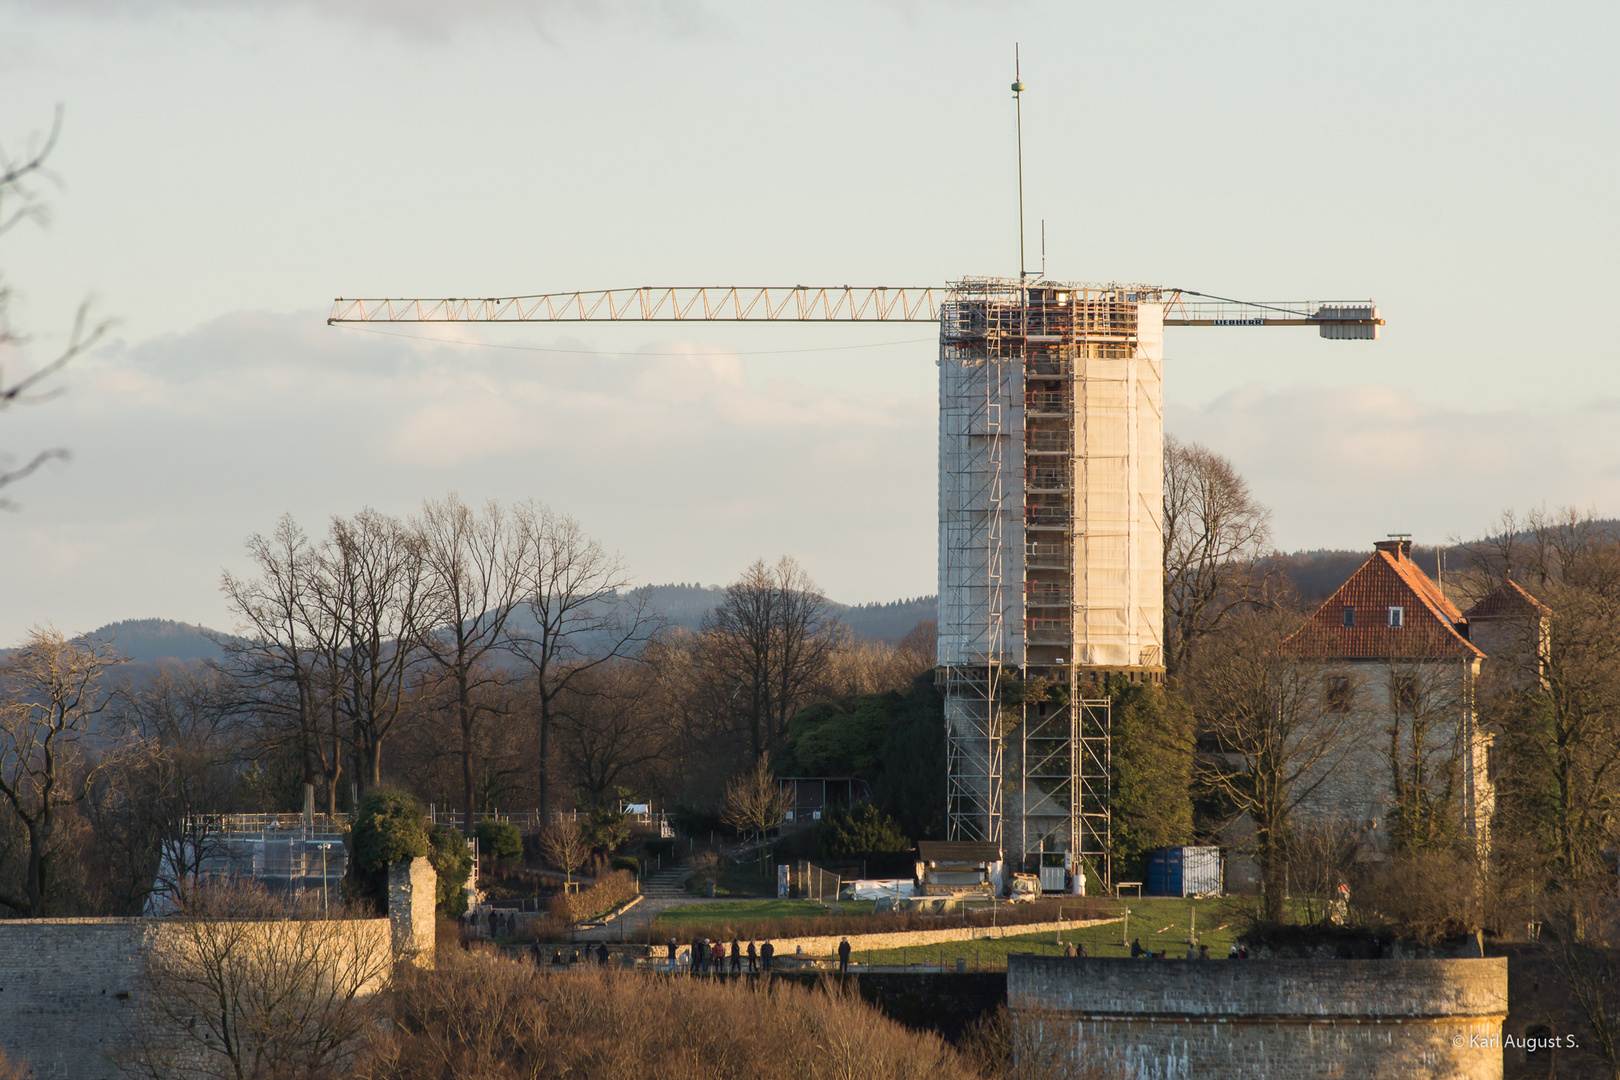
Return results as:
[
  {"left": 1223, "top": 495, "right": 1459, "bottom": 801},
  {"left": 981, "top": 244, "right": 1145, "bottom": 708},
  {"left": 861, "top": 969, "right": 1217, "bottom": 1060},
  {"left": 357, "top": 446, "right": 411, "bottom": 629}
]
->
[
  {"left": 0, "top": 310, "right": 935, "bottom": 641},
  {"left": 1167, "top": 381, "right": 1620, "bottom": 551},
  {"left": 7, "top": 0, "right": 717, "bottom": 38}
]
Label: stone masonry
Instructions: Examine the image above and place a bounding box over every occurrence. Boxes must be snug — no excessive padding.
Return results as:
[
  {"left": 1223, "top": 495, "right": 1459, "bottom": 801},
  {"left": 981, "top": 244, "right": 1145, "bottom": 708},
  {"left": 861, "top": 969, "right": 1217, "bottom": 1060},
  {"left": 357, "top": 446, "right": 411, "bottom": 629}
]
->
[
  {"left": 1008, "top": 955, "right": 1508, "bottom": 1080},
  {"left": 389, "top": 855, "right": 437, "bottom": 967},
  {"left": 0, "top": 857, "right": 433, "bottom": 1079}
]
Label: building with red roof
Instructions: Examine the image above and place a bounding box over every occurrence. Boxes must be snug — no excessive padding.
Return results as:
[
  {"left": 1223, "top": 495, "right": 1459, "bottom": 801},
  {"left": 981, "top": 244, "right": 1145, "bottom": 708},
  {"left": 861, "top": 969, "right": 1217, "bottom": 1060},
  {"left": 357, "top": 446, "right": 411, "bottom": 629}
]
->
[{"left": 1274, "top": 538, "right": 1539, "bottom": 858}]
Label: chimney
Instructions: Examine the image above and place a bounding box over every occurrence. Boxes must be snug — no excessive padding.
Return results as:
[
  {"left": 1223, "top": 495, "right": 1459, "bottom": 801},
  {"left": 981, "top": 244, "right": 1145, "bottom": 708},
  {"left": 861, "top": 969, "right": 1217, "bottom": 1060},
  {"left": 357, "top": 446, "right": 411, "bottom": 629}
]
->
[{"left": 1374, "top": 537, "right": 1412, "bottom": 560}]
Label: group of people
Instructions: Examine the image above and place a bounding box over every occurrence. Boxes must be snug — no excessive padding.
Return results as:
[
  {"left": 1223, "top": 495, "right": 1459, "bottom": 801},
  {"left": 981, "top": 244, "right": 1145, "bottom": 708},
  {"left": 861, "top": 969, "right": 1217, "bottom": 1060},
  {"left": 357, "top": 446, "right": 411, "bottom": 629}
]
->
[
  {"left": 1124, "top": 938, "right": 1230, "bottom": 960},
  {"left": 529, "top": 942, "right": 613, "bottom": 966},
  {"left": 666, "top": 936, "right": 774, "bottom": 975}
]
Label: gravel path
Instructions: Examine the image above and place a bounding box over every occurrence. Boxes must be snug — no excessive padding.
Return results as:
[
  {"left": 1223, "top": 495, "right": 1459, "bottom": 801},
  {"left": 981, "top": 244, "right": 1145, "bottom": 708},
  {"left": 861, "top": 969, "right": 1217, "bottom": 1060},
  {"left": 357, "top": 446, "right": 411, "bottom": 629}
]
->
[{"left": 575, "top": 867, "right": 735, "bottom": 943}]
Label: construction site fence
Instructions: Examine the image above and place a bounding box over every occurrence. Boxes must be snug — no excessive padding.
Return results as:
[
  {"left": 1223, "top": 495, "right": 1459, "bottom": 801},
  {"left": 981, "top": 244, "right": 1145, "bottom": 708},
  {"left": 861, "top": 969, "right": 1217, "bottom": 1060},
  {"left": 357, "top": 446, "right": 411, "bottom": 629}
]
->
[
  {"left": 182, "top": 809, "right": 674, "bottom": 839},
  {"left": 427, "top": 808, "right": 674, "bottom": 837},
  {"left": 493, "top": 945, "right": 1029, "bottom": 976}
]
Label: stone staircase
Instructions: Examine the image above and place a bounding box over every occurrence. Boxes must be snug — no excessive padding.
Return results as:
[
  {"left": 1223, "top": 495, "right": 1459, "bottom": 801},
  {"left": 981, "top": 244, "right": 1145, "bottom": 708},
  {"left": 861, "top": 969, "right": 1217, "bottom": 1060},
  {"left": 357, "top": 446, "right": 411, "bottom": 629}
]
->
[{"left": 641, "top": 866, "right": 689, "bottom": 900}]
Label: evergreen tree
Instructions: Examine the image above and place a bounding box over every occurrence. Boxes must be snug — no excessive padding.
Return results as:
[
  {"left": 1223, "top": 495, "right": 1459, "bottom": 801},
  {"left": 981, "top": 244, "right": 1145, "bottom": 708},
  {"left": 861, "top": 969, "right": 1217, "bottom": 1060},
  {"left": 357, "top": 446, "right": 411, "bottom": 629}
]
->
[{"left": 1105, "top": 676, "right": 1195, "bottom": 879}]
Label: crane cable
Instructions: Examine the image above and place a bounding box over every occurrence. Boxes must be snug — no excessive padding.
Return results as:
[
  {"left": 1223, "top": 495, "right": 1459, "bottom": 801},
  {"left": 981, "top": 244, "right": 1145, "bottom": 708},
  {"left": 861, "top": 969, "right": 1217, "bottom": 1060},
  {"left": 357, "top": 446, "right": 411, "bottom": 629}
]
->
[{"left": 332, "top": 323, "right": 936, "bottom": 358}]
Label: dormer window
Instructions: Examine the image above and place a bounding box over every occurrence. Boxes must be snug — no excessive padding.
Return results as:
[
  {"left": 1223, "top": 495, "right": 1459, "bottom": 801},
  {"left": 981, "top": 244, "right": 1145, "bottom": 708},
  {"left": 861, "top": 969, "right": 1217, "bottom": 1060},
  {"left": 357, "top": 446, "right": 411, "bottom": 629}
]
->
[
  {"left": 1388, "top": 606, "right": 1404, "bottom": 628},
  {"left": 1342, "top": 606, "right": 1355, "bottom": 628}
]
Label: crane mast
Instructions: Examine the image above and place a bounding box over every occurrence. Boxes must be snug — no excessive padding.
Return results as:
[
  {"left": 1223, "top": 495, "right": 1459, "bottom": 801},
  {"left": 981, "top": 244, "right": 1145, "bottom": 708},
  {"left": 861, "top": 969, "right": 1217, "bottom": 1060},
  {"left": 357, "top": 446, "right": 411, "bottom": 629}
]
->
[{"left": 330, "top": 277, "right": 1381, "bottom": 891}]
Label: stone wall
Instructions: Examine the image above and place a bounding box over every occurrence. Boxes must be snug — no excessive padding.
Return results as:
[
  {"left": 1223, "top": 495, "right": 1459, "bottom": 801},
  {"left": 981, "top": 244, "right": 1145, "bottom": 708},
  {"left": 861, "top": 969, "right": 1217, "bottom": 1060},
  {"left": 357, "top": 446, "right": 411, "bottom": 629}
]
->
[
  {"left": 0, "top": 857, "right": 435, "bottom": 1079},
  {"left": 1291, "top": 658, "right": 1492, "bottom": 851},
  {"left": 0, "top": 917, "right": 392, "bottom": 1080},
  {"left": 390, "top": 855, "right": 437, "bottom": 965},
  {"left": 740, "top": 916, "right": 1116, "bottom": 959},
  {"left": 1008, "top": 955, "right": 1508, "bottom": 1080}
]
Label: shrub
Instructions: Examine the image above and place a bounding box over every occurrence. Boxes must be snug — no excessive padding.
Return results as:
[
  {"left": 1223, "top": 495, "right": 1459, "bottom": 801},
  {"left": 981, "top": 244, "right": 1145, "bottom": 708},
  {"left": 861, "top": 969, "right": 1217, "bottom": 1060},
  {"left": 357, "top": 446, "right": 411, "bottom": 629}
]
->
[
  {"left": 585, "top": 805, "right": 632, "bottom": 851},
  {"left": 611, "top": 855, "right": 640, "bottom": 876},
  {"left": 814, "top": 802, "right": 911, "bottom": 860},
  {"left": 360, "top": 952, "right": 974, "bottom": 1079},
  {"left": 429, "top": 826, "right": 474, "bottom": 917},
  {"left": 348, "top": 789, "right": 431, "bottom": 909},
  {"left": 510, "top": 870, "right": 640, "bottom": 941},
  {"left": 348, "top": 790, "right": 471, "bottom": 917},
  {"left": 474, "top": 819, "right": 523, "bottom": 864}
]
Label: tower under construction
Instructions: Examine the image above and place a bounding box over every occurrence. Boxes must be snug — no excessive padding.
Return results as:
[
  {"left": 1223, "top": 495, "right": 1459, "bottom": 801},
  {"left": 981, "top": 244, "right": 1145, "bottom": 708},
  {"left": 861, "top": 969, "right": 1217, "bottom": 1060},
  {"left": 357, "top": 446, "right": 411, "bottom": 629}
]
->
[{"left": 940, "top": 276, "right": 1168, "bottom": 888}]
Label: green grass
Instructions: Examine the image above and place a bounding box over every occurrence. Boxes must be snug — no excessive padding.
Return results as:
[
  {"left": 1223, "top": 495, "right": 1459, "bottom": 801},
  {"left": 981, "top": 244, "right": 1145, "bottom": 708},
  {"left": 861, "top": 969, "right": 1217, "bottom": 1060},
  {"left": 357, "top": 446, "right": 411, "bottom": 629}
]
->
[
  {"left": 851, "top": 897, "right": 1248, "bottom": 967},
  {"left": 684, "top": 865, "right": 783, "bottom": 897}
]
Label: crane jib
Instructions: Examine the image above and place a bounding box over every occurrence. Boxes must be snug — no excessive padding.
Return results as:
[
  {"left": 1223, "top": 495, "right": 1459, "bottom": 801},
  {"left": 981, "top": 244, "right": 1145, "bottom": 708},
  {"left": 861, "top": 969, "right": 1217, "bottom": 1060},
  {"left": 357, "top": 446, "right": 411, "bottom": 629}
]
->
[{"left": 326, "top": 285, "right": 1382, "bottom": 339}]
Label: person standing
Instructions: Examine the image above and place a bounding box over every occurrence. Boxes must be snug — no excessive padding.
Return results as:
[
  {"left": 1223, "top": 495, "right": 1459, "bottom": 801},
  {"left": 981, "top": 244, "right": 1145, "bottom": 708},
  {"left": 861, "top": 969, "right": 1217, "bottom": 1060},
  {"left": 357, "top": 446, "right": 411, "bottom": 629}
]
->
[
  {"left": 837, "top": 937, "right": 852, "bottom": 975},
  {"left": 598, "top": 942, "right": 610, "bottom": 966},
  {"left": 730, "top": 937, "right": 741, "bottom": 974},
  {"left": 761, "top": 940, "right": 774, "bottom": 973},
  {"left": 1130, "top": 938, "right": 1143, "bottom": 959},
  {"left": 747, "top": 939, "right": 758, "bottom": 973},
  {"left": 667, "top": 938, "right": 678, "bottom": 972}
]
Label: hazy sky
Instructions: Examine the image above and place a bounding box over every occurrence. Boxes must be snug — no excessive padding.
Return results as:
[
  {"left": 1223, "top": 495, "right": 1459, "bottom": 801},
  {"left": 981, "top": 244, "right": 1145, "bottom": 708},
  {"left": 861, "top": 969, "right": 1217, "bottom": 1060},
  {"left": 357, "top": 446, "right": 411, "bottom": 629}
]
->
[{"left": 2, "top": 0, "right": 1617, "bottom": 644}]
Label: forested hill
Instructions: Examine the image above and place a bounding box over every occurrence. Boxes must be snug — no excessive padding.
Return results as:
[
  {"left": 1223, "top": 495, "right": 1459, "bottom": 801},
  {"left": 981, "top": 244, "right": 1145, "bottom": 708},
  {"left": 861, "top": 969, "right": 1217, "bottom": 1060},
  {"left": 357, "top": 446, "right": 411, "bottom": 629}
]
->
[
  {"left": 628, "top": 585, "right": 934, "bottom": 643},
  {"left": 66, "top": 590, "right": 938, "bottom": 663},
  {"left": 82, "top": 618, "right": 231, "bottom": 662}
]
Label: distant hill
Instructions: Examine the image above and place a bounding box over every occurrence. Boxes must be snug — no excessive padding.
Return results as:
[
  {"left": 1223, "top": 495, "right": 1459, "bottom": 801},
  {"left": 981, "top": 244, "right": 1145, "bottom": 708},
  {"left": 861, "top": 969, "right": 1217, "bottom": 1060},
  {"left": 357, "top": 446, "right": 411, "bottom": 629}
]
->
[
  {"left": 836, "top": 596, "right": 936, "bottom": 642},
  {"left": 75, "top": 587, "right": 938, "bottom": 670},
  {"left": 626, "top": 584, "right": 935, "bottom": 644},
  {"left": 85, "top": 618, "right": 230, "bottom": 663}
]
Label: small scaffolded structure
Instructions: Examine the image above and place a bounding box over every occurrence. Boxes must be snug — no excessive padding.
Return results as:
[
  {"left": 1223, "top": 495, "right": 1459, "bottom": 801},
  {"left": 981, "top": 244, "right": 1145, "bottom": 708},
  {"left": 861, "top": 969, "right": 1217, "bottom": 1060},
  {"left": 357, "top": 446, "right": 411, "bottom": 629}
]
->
[{"left": 915, "top": 840, "right": 1006, "bottom": 898}]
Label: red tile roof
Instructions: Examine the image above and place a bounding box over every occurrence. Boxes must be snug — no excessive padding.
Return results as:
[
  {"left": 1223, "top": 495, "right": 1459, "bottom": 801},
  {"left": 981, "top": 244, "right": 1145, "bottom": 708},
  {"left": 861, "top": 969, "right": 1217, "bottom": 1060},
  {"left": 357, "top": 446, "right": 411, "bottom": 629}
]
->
[
  {"left": 1463, "top": 577, "right": 1552, "bottom": 620},
  {"left": 1281, "top": 548, "right": 1484, "bottom": 660}
]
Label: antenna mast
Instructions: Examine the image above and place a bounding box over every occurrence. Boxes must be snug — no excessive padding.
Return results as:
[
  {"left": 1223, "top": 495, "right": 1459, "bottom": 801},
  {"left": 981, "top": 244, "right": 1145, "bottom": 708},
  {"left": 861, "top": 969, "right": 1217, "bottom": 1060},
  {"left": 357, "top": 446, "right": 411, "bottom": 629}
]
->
[{"left": 1013, "top": 47, "right": 1027, "bottom": 282}]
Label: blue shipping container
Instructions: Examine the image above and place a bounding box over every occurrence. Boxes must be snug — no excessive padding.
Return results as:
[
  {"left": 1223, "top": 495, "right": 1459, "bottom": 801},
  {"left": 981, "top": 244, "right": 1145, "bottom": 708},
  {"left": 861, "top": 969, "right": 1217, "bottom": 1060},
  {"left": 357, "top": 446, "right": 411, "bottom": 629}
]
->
[{"left": 1145, "top": 846, "right": 1222, "bottom": 897}]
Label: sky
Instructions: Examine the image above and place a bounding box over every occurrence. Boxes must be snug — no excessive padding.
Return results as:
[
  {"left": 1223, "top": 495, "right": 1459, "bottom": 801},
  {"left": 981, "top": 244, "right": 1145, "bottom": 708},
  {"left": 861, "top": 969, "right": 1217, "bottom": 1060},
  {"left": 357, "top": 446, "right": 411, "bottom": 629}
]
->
[{"left": 1, "top": 0, "right": 1617, "bottom": 643}]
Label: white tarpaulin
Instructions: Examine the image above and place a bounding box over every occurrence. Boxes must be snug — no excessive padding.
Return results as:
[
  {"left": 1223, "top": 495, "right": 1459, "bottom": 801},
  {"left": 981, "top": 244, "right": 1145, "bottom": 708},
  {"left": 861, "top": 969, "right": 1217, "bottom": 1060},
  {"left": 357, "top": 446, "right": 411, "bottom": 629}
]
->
[{"left": 840, "top": 879, "right": 918, "bottom": 901}]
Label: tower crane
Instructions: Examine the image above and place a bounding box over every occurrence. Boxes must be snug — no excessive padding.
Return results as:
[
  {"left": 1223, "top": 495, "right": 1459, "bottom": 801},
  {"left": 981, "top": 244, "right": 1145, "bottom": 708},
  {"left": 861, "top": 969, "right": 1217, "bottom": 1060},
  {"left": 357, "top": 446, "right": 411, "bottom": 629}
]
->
[{"left": 327, "top": 63, "right": 1383, "bottom": 891}]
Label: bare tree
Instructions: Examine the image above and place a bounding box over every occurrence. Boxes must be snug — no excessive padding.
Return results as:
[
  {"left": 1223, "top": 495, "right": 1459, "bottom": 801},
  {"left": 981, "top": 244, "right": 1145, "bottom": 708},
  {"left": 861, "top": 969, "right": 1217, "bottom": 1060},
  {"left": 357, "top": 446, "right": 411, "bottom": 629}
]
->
[
  {"left": 721, "top": 753, "right": 786, "bottom": 871},
  {"left": 117, "top": 881, "right": 392, "bottom": 1080},
  {"left": 1463, "top": 508, "right": 1620, "bottom": 890},
  {"left": 102, "top": 668, "right": 245, "bottom": 913},
  {"left": 1186, "top": 609, "right": 1361, "bottom": 920},
  {"left": 0, "top": 627, "right": 126, "bottom": 915},
  {"left": 1, "top": 109, "right": 110, "bottom": 504},
  {"left": 311, "top": 509, "right": 429, "bottom": 795},
  {"left": 510, "top": 503, "right": 659, "bottom": 817},
  {"left": 1162, "top": 436, "right": 1277, "bottom": 674},
  {"left": 705, "top": 557, "right": 834, "bottom": 762},
  {"left": 538, "top": 817, "right": 590, "bottom": 886},
  {"left": 1381, "top": 661, "right": 1468, "bottom": 855},
  {"left": 555, "top": 660, "right": 665, "bottom": 810},
  {"left": 640, "top": 627, "right": 736, "bottom": 809},
  {"left": 415, "top": 494, "right": 530, "bottom": 823},
  {"left": 220, "top": 516, "right": 335, "bottom": 812}
]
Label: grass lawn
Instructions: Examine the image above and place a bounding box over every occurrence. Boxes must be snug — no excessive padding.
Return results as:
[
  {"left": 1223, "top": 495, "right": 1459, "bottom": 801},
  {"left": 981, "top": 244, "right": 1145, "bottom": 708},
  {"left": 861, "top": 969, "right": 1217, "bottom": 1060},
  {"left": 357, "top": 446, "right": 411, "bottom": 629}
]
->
[
  {"left": 852, "top": 897, "right": 1248, "bottom": 968},
  {"left": 685, "top": 865, "right": 780, "bottom": 898}
]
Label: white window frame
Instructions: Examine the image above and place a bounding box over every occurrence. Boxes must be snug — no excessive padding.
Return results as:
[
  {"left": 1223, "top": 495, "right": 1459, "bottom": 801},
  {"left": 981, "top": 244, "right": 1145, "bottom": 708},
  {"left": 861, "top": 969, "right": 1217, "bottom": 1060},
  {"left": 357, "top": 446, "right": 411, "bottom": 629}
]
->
[{"left": 1388, "top": 605, "right": 1404, "bottom": 628}]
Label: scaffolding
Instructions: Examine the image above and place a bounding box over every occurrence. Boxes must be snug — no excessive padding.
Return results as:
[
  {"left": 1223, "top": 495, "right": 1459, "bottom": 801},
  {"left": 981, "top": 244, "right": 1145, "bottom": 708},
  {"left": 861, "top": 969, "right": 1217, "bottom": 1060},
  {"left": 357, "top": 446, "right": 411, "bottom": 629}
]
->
[{"left": 938, "top": 277, "right": 1166, "bottom": 887}]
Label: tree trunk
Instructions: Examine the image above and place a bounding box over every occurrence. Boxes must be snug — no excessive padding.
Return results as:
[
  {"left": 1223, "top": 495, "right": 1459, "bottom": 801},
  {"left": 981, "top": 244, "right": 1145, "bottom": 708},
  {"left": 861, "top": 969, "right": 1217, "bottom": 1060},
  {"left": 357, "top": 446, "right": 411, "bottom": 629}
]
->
[
  {"left": 1258, "top": 828, "right": 1287, "bottom": 924},
  {"left": 538, "top": 693, "right": 552, "bottom": 820}
]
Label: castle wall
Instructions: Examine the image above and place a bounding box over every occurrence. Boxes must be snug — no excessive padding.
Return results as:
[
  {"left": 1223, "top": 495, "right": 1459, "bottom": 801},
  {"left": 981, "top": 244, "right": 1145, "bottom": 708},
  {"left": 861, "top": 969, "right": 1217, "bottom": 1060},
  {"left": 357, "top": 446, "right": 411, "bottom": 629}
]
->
[
  {"left": 1008, "top": 955, "right": 1508, "bottom": 1080},
  {"left": 0, "top": 856, "right": 434, "bottom": 1079}
]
